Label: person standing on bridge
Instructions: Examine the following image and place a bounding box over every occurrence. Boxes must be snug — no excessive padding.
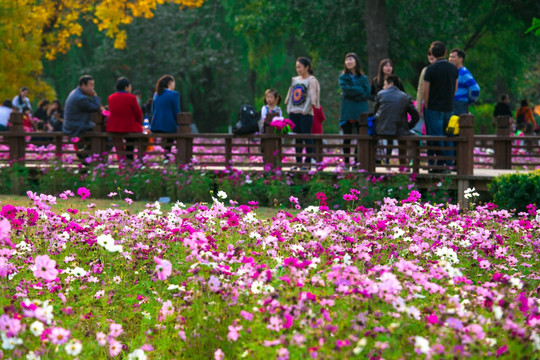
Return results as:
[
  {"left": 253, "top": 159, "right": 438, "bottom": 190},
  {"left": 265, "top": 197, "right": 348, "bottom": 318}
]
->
[
  {"left": 448, "top": 48, "right": 480, "bottom": 116},
  {"left": 339, "top": 52, "right": 370, "bottom": 168},
  {"left": 422, "top": 41, "right": 458, "bottom": 172},
  {"left": 151, "top": 75, "right": 181, "bottom": 153},
  {"left": 285, "top": 57, "right": 320, "bottom": 168}
]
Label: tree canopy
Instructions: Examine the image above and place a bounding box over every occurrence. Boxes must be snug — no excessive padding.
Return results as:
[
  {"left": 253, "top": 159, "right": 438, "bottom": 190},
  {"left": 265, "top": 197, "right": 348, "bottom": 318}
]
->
[
  {"left": 2, "top": 0, "right": 539, "bottom": 133},
  {"left": 0, "top": 0, "right": 203, "bottom": 101}
]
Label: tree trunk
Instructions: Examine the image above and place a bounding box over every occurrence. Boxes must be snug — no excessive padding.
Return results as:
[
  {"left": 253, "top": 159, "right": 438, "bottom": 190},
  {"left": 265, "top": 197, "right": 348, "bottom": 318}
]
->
[{"left": 365, "top": 0, "right": 389, "bottom": 81}]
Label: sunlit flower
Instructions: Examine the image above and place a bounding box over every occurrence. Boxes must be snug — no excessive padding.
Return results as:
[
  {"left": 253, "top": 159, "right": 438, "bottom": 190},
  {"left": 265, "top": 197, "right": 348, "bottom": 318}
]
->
[
  {"left": 65, "top": 339, "right": 83, "bottom": 356},
  {"left": 33, "top": 255, "right": 59, "bottom": 281},
  {"left": 155, "top": 257, "right": 172, "bottom": 280}
]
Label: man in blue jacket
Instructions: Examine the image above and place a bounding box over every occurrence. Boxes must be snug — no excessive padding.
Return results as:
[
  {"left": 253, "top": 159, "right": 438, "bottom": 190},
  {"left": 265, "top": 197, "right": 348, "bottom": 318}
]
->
[
  {"left": 63, "top": 75, "right": 102, "bottom": 163},
  {"left": 449, "top": 49, "right": 480, "bottom": 115}
]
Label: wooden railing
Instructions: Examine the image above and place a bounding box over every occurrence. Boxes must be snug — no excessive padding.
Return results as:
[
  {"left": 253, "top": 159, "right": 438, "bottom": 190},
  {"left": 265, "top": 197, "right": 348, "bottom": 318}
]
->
[{"left": 1, "top": 112, "right": 538, "bottom": 174}]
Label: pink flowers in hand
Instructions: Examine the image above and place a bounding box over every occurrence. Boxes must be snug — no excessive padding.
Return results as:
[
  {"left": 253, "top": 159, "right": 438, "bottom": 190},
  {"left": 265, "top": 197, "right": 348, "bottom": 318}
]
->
[
  {"left": 154, "top": 257, "right": 172, "bottom": 280},
  {"left": 269, "top": 117, "right": 295, "bottom": 133},
  {"left": 33, "top": 255, "right": 59, "bottom": 281}
]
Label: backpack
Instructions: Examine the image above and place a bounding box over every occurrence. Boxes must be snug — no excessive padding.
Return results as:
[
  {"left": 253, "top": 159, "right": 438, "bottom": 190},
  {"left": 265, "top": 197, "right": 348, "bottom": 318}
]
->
[
  {"left": 367, "top": 116, "right": 376, "bottom": 136},
  {"left": 233, "top": 105, "right": 260, "bottom": 135},
  {"left": 446, "top": 115, "right": 460, "bottom": 136}
]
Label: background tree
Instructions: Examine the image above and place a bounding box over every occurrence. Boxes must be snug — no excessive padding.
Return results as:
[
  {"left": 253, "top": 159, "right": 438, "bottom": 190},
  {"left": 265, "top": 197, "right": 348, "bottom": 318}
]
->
[
  {"left": 0, "top": 0, "right": 203, "bottom": 102},
  {"left": 5, "top": 0, "right": 538, "bottom": 133}
]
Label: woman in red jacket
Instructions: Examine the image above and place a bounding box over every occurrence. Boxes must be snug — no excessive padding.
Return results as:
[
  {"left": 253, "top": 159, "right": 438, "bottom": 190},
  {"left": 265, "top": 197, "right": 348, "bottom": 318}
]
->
[{"left": 106, "top": 77, "right": 143, "bottom": 160}]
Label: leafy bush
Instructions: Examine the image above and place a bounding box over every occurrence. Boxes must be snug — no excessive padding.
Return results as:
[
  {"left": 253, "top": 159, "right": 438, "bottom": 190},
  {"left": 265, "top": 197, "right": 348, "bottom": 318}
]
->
[
  {"left": 470, "top": 103, "right": 495, "bottom": 134},
  {"left": 489, "top": 170, "right": 540, "bottom": 211}
]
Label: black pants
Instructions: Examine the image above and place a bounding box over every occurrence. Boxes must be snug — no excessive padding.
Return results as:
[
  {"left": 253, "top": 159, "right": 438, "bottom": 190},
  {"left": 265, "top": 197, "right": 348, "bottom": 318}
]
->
[
  {"left": 341, "top": 121, "right": 359, "bottom": 164},
  {"left": 290, "top": 113, "right": 314, "bottom": 164}
]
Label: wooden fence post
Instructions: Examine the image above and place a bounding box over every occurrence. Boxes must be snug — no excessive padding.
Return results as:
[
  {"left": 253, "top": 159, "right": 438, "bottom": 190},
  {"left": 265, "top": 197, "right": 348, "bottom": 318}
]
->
[
  {"left": 261, "top": 134, "right": 279, "bottom": 168},
  {"left": 357, "top": 113, "right": 375, "bottom": 172},
  {"left": 175, "top": 113, "right": 193, "bottom": 165},
  {"left": 455, "top": 114, "right": 474, "bottom": 175},
  {"left": 494, "top": 115, "right": 512, "bottom": 169},
  {"left": 8, "top": 112, "right": 26, "bottom": 164},
  {"left": 90, "top": 112, "right": 107, "bottom": 158}
]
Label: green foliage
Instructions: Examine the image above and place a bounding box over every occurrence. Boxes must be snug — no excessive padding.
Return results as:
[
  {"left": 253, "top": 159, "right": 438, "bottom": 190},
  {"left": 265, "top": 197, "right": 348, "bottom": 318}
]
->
[
  {"left": 470, "top": 103, "right": 495, "bottom": 134},
  {"left": 2, "top": 161, "right": 455, "bottom": 208},
  {"left": 489, "top": 170, "right": 540, "bottom": 211},
  {"left": 0, "top": 163, "right": 32, "bottom": 195}
]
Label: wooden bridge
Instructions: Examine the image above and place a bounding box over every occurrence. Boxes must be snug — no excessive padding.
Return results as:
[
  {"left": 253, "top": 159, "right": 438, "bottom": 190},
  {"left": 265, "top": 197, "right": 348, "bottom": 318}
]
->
[{"left": 1, "top": 112, "right": 538, "bottom": 203}]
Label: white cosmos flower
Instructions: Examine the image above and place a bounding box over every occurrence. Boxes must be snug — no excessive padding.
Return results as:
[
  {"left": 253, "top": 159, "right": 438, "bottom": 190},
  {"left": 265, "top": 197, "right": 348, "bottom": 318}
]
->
[
  {"left": 1, "top": 332, "right": 23, "bottom": 350},
  {"left": 217, "top": 191, "right": 227, "bottom": 199},
  {"left": 65, "top": 339, "right": 83, "bottom": 356},
  {"left": 30, "top": 320, "right": 45, "bottom": 336},
  {"left": 127, "top": 349, "right": 147, "bottom": 360},
  {"left": 251, "top": 280, "right": 264, "bottom": 294}
]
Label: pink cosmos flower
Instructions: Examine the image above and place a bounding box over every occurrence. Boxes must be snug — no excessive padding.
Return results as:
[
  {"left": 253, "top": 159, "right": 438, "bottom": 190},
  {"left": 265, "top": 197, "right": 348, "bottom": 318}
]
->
[
  {"left": 214, "top": 348, "right": 225, "bottom": 360},
  {"left": 426, "top": 313, "right": 438, "bottom": 324},
  {"left": 289, "top": 196, "right": 299, "bottom": 204},
  {"left": 0, "top": 257, "right": 12, "bottom": 277},
  {"left": 96, "top": 332, "right": 107, "bottom": 346},
  {"left": 160, "top": 300, "right": 175, "bottom": 319},
  {"left": 277, "top": 347, "right": 289, "bottom": 360},
  {"left": 227, "top": 324, "right": 242, "bottom": 342},
  {"left": 109, "top": 323, "right": 123, "bottom": 338},
  {"left": 0, "top": 217, "right": 10, "bottom": 244},
  {"left": 49, "top": 327, "right": 71, "bottom": 345},
  {"left": 125, "top": 198, "right": 133, "bottom": 205},
  {"left": 76, "top": 187, "right": 91, "bottom": 200},
  {"left": 33, "top": 255, "right": 59, "bottom": 281},
  {"left": 240, "top": 310, "right": 253, "bottom": 321},
  {"left": 109, "top": 339, "right": 122, "bottom": 357},
  {"left": 208, "top": 275, "right": 221, "bottom": 292},
  {"left": 154, "top": 257, "right": 172, "bottom": 280}
]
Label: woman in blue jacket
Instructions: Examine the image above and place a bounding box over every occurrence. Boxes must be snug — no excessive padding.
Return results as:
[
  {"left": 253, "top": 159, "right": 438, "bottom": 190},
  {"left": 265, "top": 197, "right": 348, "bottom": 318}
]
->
[
  {"left": 151, "top": 75, "right": 180, "bottom": 151},
  {"left": 339, "top": 53, "right": 370, "bottom": 167}
]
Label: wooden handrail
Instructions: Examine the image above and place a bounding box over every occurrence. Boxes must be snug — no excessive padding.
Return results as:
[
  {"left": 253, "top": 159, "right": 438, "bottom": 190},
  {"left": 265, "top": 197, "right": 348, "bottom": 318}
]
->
[{"left": 4, "top": 112, "right": 539, "bottom": 173}]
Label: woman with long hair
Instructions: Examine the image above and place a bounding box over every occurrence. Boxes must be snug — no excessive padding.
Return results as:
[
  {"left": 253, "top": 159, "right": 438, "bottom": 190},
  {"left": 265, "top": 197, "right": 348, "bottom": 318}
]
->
[
  {"left": 370, "top": 59, "right": 404, "bottom": 100},
  {"left": 339, "top": 53, "right": 370, "bottom": 166}
]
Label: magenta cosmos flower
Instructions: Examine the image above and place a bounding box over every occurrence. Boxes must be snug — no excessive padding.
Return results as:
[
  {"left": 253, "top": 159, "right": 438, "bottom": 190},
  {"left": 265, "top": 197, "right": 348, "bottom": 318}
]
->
[
  {"left": 76, "top": 187, "right": 91, "bottom": 200},
  {"left": 154, "top": 257, "right": 172, "bottom": 280},
  {"left": 34, "top": 255, "right": 59, "bottom": 281}
]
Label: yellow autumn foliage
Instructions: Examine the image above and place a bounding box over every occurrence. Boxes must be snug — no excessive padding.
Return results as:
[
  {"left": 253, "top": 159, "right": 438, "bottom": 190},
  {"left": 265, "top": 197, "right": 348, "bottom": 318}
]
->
[{"left": 0, "top": 0, "right": 203, "bottom": 103}]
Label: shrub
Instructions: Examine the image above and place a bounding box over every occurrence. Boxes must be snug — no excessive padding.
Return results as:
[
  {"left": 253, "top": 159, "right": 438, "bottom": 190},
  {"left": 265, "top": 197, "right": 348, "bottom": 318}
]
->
[{"left": 489, "top": 170, "right": 540, "bottom": 211}]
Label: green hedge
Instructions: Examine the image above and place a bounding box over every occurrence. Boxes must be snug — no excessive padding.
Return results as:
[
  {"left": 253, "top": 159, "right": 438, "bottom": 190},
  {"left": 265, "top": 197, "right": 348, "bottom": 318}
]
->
[
  {"left": 0, "top": 161, "right": 453, "bottom": 208},
  {"left": 489, "top": 170, "right": 540, "bottom": 212}
]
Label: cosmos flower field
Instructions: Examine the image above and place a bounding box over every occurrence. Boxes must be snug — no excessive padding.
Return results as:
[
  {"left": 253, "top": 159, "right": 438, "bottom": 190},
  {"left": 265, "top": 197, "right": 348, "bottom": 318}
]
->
[{"left": 0, "top": 188, "right": 540, "bottom": 359}]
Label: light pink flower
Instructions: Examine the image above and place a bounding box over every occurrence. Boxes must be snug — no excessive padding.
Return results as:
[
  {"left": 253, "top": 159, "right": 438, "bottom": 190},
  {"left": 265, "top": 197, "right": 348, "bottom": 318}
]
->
[
  {"left": 109, "top": 339, "right": 122, "bottom": 357},
  {"left": 33, "top": 255, "right": 59, "bottom": 281},
  {"left": 227, "top": 325, "right": 242, "bottom": 342},
  {"left": 109, "top": 323, "right": 123, "bottom": 338},
  {"left": 49, "top": 327, "right": 70, "bottom": 345},
  {"left": 240, "top": 310, "right": 253, "bottom": 321},
  {"left": 214, "top": 348, "right": 225, "bottom": 360},
  {"left": 155, "top": 257, "right": 172, "bottom": 280},
  {"left": 160, "top": 300, "right": 175, "bottom": 319},
  {"left": 96, "top": 332, "right": 107, "bottom": 346}
]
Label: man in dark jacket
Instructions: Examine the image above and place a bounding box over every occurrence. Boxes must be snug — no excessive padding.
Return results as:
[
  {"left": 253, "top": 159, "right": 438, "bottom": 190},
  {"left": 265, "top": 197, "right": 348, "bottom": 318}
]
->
[
  {"left": 63, "top": 75, "right": 102, "bottom": 163},
  {"left": 63, "top": 75, "right": 101, "bottom": 137},
  {"left": 374, "top": 75, "right": 419, "bottom": 165}
]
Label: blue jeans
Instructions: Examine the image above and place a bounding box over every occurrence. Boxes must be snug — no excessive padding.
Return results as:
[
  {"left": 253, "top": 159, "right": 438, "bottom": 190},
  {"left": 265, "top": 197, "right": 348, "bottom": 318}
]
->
[
  {"left": 453, "top": 101, "right": 469, "bottom": 116},
  {"left": 290, "top": 113, "right": 314, "bottom": 164},
  {"left": 424, "top": 109, "right": 453, "bottom": 167}
]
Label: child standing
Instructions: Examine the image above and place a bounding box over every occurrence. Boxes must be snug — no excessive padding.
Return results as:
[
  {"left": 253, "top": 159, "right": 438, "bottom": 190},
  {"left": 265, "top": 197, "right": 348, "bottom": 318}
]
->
[{"left": 259, "top": 88, "right": 283, "bottom": 133}]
